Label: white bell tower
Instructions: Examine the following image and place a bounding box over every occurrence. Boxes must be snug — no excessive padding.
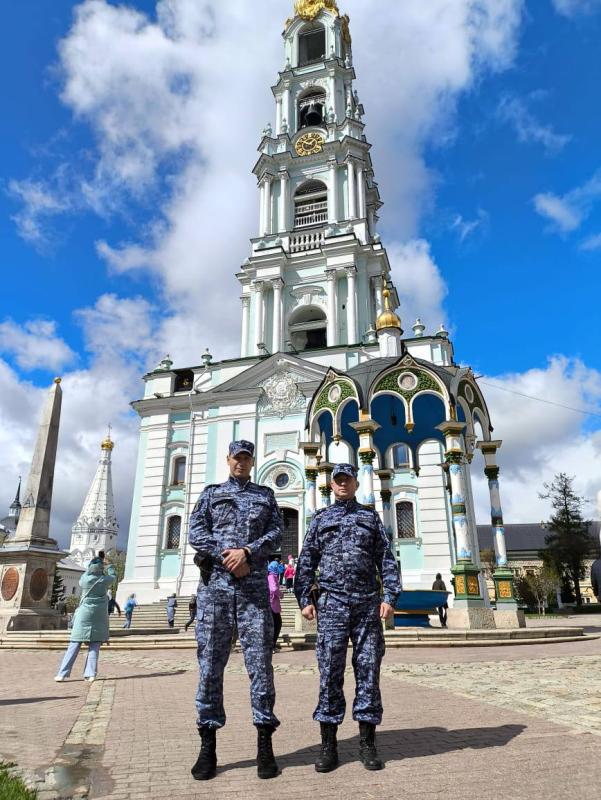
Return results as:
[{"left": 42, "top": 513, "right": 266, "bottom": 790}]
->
[{"left": 238, "top": 0, "right": 400, "bottom": 358}]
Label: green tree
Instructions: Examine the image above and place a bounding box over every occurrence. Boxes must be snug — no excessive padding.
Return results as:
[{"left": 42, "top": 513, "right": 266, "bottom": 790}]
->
[
  {"left": 514, "top": 566, "right": 558, "bottom": 615},
  {"left": 107, "top": 550, "right": 126, "bottom": 592},
  {"left": 479, "top": 547, "right": 496, "bottom": 579},
  {"left": 539, "top": 473, "right": 594, "bottom": 608},
  {"left": 51, "top": 569, "right": 65, "bottom": 609}
]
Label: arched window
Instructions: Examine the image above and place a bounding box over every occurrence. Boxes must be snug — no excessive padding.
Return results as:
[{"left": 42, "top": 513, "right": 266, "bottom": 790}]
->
[
  {"left": 294, "top": 180, "right": 328, "bottom": 229},
  {"left": 172, "top": 456, "right": 186, "bottom": 486},
  {"left": 391, "top": 444, "right": 411, "bottom": 471},
  {"left": 298, "top": 24, "right": 326, "bottom": 67},
  {"left": 298, "top": 88, "right": 326, "bottom": 130},
  {"left": 166, "top": 515, "right": 181, "bottom": 550},
  {"left": 289, "top": 305, "right": 327, "bottom": 352},
  {"left": 395, "top": 501, "right": 415, "bottom": 539}
]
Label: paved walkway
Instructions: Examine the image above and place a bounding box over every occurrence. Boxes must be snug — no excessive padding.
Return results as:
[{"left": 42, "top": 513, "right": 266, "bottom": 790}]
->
[{"left": 2, "top": 632, "right": 601, "bottom": 799}]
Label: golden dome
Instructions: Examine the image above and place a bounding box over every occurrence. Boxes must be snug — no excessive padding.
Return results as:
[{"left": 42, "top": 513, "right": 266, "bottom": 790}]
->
[
  {"left": 376, "top": 288, "right": 402, "bottom": 332},
  {"left": 101, "top": 429, "right": 115, "bottom": 451},
  {"left": 293, "top": 0, "right": 340, "bottom": 22}
]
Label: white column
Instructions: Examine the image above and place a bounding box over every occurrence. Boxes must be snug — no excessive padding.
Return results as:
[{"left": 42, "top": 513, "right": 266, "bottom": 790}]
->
[
  {"left": 357, "top": 163, "right": 366, "bottom": 219},
  {"left": 328, "top": 159, "right": 338, "bottom": 223},
  {"left": 259, "top": 181, "right": 265, "bottom": 236},
  {"left": 374, "top": 279, "right": 384, "bottom": 316},
  {"left": 262, "top": 177, "right": 272, "bottom": 236},
  {"left": 278, "top": 172, "right": 288, "bottom": 233},
  {"left": 276, "top": 96, "right": 283, "bottom": 135},
  {"left": 326, "top": 269, "right": 337, "bottom": 346},
  {"left": 272, "top": 278, "right": 283, "bottom": 353},
  {"left": 254, "top": 281, "right": 264, "bottom": 354},
  {"left": 346, "top": 266, "right": 357, "bottom": 344},
  {"left": 240, "top": 296, "right": 250, "bottom": 357},
  {"left": 347, "top": 159, "right": 357, "bottom": 220},
  {"left": 283, "top": 82, "right": 291, "bottom": 132}
]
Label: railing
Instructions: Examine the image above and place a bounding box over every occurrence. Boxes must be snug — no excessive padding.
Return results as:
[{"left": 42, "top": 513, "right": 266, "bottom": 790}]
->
[
  {"left": 294, "top": 200, "right": 328, "bottom": 229},
  {"left": 289, "top": 230, "right": 325, "bottom": 253}
]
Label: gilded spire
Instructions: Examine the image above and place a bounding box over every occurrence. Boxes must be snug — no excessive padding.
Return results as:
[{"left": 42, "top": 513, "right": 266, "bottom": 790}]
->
[
  {"left": 376, "top": 286, "right": 403, "bottom": 333},
  {"left": 293, "top": 0, "right": 340, "bottom": 21},
  {"left": 101, "top": 424, "right": 115, "bottom": 452}
]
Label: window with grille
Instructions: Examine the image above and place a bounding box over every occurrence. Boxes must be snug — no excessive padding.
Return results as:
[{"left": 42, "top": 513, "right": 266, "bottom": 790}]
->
[
  {"left": 166, "top": 516, "right": 181, "bottom": 550},
  {"left": 395, "top": 501, "right": 415, "bottom": 539},
  {"left": 173, "top": 456, "right": 186, "bottom": 485},
  {"left": 392, "top": 444, "right": 411, "bottom": 471}
]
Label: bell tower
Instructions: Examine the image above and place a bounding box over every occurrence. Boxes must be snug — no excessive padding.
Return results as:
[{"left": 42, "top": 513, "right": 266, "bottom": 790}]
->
[{"left": 238, "top": 0, "right": 400, "bottom": 358}]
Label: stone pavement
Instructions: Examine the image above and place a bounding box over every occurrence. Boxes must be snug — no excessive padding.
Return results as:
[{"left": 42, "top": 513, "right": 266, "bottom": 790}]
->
[{"left": 2, "top": 634, "right": 601, "bottom": 799}]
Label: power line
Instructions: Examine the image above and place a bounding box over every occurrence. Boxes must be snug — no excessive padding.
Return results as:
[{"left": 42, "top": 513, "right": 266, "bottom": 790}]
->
[{"left": 478, "top": 380, "right": 601, "bottom": 421}]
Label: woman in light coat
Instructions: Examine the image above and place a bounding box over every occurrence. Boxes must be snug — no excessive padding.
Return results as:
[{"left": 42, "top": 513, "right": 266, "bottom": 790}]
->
[{"left": 54, "top": 557, "right": 116, "bottom": 682}]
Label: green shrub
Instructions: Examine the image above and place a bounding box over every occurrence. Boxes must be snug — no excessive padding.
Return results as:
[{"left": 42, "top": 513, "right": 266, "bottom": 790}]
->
[{"left": 0, "top": 763, "right": 37, "bottom": 799}]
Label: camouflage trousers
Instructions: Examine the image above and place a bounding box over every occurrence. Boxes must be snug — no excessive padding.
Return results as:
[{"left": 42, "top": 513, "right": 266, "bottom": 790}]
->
[
  {"left": 314, "top": 593, "right": 385, "bottom": 726},
  {"left": 195, "top": 582, "right": 279, "bottom": 730}
]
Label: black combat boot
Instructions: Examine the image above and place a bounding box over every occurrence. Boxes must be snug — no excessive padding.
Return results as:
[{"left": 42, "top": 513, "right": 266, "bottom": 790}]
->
[
  {"left": 191, "top": 726, "right": 217, "bottom": 781},
  {"left": 315, "top": 722, "right": 339, "bottom": 773},
  {"left": 256, "top": 725, "right": 279, "bottom": 779},
  {"left": 358, "top": 722, "right": 384, "bottom": 771}
]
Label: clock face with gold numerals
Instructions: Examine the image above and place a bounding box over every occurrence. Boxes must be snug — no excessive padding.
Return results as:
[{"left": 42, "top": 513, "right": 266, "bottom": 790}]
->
[{"left": 295, "top": 132, "right": 325, "bottom": 157}]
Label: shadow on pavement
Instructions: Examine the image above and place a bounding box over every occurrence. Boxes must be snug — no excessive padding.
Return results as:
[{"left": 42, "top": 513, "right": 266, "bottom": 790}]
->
[
  {"left": 107, "top": 670, "right": 188, "bottom": 680},
  {"left": 0, "top": 696, "right": 78, "bottom": 705},
  {"left": 218, "top": 723, "right": 527, "bottom": 773}
]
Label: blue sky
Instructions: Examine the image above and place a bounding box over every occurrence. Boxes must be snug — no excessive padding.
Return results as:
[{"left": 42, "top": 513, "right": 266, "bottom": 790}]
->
[{"left": 0, "top": 0, "right": 600, "bottom": 544}]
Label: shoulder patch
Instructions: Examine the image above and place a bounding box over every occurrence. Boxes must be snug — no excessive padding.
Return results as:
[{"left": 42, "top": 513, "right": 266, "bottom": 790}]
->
[{"left": 312, "top": 507, "right": 328, "bottom": 517}]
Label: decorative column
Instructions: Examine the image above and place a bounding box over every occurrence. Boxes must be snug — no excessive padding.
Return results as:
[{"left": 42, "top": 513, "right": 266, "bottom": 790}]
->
[
  {"left": 278, "top": 171, "right": 288, "bottom": 233},
  {"left": 261, "top": 176, "right": 272, "bottom": 236},
  {"left": 300, "top": 443, "right": 320, "bottom": 524},
  {"left": 318, "top": 462, "right": 334, "bottom": 507},
  {"left": 328, "top": 158, "right": 339, "bottom": 223},
  {"left": 240, "top": 296, "right": 250, "bottom": 357},
  {"left": 477, "top": 440, "right": 518, "bottom": 609},
  {"left": 347, "top": 159, "right": 357, "bottom": 220},
  {"left": 436, "top": 421, "right": 485, "bottom": 606},
  {"left": 357, "top": 162, "right": 366, "bottom": 219},
  {"left": 282, "top": 82, "right": 291, "bottom": 131},
  {"left": 259, "top": 180, "right": 265, "bottom": 236},
  {"left": 253, "top": 281, "right": 264, "bottom": 355},
  {"left": 350, "top": 417, "right": 381, "bottom": 507},
  {"left": 271, "top": 277, "right": 284, "bottom": 354},
  {"left": 276, "top": 96, "right": 283, "bottom": 135},
  {"left": 376, "top": 469, "right": 394, "bottom": 538},
  {"left": 345, "top": 266, "right": 358, "bottom": 344},
  {"left": 326, "top": 269, "right": 338, "bottom": 346},
  {"left": 373, "top": 278, "right": 384, "bottom": 316}
]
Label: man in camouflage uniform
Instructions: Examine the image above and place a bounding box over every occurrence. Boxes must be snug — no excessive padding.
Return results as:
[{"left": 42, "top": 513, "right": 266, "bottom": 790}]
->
[
  {"left": 295, "top": 463, "right": 401, "bottom": 773},
  {"left": 189, "top": 441, "right": 283, "bottom": 781}
]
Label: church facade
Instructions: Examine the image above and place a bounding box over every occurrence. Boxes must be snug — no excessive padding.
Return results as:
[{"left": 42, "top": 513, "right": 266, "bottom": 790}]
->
[{"left": 121, "top": 1, "right": 514, "bottom": 617}]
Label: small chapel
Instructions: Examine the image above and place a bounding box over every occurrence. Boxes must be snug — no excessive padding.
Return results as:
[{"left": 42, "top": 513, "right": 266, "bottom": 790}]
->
[{"left": 120, "top": 0, "right": 517, "bottom": 625}]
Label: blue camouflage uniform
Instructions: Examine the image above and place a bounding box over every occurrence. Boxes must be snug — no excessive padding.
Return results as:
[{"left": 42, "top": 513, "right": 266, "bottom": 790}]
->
[
  {"left": 189, "top": 441, "right": 283, "bottom": 730},
  {"left": 294, "top": 464, "right": 401, "bottom": 727}
]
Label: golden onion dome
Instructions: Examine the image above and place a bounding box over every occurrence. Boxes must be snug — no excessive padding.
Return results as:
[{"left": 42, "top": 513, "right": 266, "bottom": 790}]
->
[
  {"left": 101, "top": 430, "right": 115, "bottom": 451},
  {"left": 376, "top": 288, "right": 402, "bottom": 332}
]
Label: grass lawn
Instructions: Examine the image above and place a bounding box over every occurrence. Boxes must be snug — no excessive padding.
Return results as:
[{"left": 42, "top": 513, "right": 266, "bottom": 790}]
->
[{"left": 0, "top": 763, "right": 37, "bottom": 799}]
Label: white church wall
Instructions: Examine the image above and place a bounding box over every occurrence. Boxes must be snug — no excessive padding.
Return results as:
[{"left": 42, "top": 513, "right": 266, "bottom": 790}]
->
[{"left": 416, "top": 439, "right": 454, "bottom": 594}]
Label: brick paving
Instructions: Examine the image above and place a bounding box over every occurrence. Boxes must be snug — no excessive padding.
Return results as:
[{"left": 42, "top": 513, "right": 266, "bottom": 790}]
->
[{"left": 2, "top": 634, "right": 601, "bottom": 799}]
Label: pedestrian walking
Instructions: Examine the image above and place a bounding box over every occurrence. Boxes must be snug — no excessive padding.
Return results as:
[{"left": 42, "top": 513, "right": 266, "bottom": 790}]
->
[
  {"left": 166, "top": 594, "right": 178, "bottom": 628},
  {"left": 184, "top": 595, "right": 197, "bottom": 632},
  {"left": 268, "top": 560, "right": 283, "bottom": 651},
  {"left": 189, "top": 440, "right": 283, "bottom": 781},
  {"left": 107, "top": 590, "right": 121, "bottom": 617},
  {"left": 432, "top": 573, "right": 448, "bottom": 628},
  {"left": 54, "top": 557, "right": 117, "bottom": 682},
  {"left": 123, "top": 594, "right": 137, "bottom": 629},
  {"left": 284, "top": 561, "right": 295, "bottom": 593},
  {"left": 295, "top": 463, "right": 401, "bottom": 774}
]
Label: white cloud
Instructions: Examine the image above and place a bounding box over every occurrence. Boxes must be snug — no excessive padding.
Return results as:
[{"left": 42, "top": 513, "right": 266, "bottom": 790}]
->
[
  {"left": 533, "top": 192, "right": 582, "bottom": 233},
  {"left": 0, "top": 319, "right": 76, "bottom": 372},
  {"left": 533, "top": 169, "right": 601, "bottom": 235},
  {"left": 450, "top": 209, "right": 490, "bottom": 242},
  {"left": 580, "top": 232, "right": 601, "bottom": 251},
  {"left": 551, "top": 0, "right": 601, "bottom": 17},
  {"left": 497, "top": 94, "right": 571, "bottom": 153},
  {"left": 8, "top": 177, "right": 72, "bottom": 249},
  {"left": 471, "top": 356, "right": 601, "bottom": 523},
  {"left": 388, "top": 239, "right": 448, "bottom": 331}
]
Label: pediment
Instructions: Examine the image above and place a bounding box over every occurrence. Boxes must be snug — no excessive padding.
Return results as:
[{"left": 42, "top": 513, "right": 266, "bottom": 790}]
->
[{"left": 211, "top": 353, "right": 328, "bottom": 395}]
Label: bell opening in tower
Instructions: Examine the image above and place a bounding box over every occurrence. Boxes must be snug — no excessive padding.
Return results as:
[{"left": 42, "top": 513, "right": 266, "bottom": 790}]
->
[
  {"left": 294, "top": 180, "right": 328, "bottom": 229},
  {"left": 298, "top": 24, "right": 326, "bottom": 67},
  {"left": 289, "top": 306, "right": 328, "bottom": 352},
  {"left": 298, "top": 88, "right": 326, "bottom": 130}
]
